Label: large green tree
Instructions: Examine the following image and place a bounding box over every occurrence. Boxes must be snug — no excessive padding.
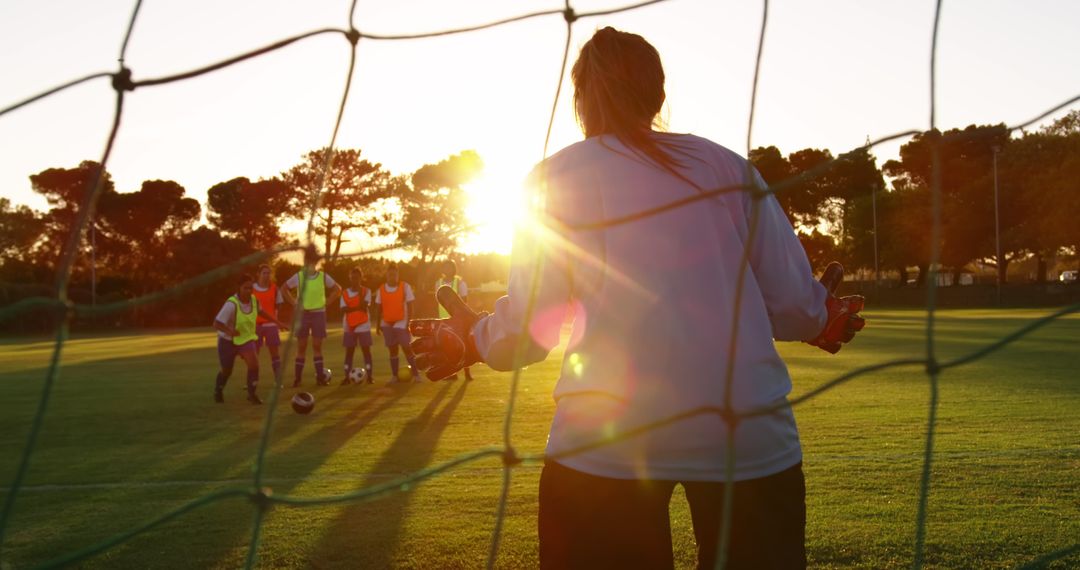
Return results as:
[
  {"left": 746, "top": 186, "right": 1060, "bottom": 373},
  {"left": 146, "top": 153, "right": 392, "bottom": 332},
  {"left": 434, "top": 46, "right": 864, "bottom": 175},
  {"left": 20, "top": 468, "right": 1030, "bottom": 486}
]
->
[{"left": 883, "top": 124, "right": 1013, "bottom": 282}]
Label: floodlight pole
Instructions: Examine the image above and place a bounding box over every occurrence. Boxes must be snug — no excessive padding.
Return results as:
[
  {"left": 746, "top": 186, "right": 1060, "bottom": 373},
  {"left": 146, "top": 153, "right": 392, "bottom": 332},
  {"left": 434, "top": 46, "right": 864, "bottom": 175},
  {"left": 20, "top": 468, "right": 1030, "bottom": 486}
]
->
[{"left": 992, "top": 145, "right": 1001, "bottom": 307}]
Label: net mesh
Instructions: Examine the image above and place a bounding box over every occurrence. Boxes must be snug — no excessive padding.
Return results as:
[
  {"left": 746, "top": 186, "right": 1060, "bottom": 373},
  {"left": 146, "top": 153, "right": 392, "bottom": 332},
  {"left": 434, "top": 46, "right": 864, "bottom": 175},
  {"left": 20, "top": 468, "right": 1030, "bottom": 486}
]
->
[{"left": 0, "top": 0, "right": 1078, "bottom": 568}]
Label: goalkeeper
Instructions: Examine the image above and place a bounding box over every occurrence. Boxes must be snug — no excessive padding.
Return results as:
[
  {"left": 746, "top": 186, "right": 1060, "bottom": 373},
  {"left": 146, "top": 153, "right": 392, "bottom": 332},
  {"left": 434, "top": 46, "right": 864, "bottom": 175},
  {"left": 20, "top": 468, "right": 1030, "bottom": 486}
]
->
[{"left": 411, "top": 27, "right": 865, "bottom": 570}]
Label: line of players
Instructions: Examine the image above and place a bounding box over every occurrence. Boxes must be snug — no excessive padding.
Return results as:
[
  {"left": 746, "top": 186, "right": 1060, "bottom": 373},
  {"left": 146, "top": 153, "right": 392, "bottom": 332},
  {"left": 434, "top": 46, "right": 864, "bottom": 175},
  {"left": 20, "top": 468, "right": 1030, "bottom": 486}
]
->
[{"left": 212, "top": 259, "right": 472, "bottom": 404}]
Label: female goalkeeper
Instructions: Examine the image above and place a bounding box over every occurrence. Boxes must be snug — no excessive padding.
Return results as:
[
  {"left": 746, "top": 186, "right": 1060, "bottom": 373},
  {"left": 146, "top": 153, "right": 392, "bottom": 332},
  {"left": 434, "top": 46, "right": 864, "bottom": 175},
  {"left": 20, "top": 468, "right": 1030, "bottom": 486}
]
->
[{"left": 411, "top": 27, "right": 864, "bottom": 570}]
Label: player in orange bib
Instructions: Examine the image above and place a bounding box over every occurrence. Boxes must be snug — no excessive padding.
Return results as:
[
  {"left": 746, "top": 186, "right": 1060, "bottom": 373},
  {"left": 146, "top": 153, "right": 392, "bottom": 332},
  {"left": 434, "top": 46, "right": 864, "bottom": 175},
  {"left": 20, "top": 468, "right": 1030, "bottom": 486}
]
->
[
  {"left": 375, "top": 263, "right": 419, "bottom": 382},
  {"left": 340, "top": 266, "right": 375, "bottom": 384},
  {"left": 252, "top": 264, "right": 285, "bottom": 380}
]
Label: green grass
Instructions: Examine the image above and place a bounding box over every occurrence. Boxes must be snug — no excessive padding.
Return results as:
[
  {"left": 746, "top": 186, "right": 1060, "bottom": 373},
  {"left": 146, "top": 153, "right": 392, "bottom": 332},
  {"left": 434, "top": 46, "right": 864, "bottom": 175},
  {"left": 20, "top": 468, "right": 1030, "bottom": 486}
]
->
[{"left": 0, "top": 309, "right": 1077, "bottom": 569}]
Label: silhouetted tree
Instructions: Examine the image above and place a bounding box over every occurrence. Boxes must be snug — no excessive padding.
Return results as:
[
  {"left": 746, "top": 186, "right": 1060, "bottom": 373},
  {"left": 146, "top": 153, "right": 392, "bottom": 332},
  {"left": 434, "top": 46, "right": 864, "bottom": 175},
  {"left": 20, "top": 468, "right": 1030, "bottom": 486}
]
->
[
  {"left": 283, "top": 148, "right": 403, "bottom": 259},
  {"left": 207, "top": 177, "right": 293, "bottom": 251},
  {"left": 399, "top": 150, "right": 483, "bottom": 264}
]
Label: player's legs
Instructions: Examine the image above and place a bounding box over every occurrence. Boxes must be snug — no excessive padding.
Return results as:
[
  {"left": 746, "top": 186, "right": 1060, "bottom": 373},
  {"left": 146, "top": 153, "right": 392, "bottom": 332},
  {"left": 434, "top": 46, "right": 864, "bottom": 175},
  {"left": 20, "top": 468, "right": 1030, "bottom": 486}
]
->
[
  {"left": 359, "top": 333, "right": 374, "bottom": 382},
  {"left": 214, "top": 337, "right": 236, "bottom": 403},
  {"left": 237, "top": 343, "right": 261, "bottom": 405},
  {"left": 538, "top": 460, "right": 676, "bottom": 569},
  {"left": 262, "top": 324, "right": 282, "bottom": 380},
  {"left": 682, "top": 462, "right": 806, "bottom": 570},
  {"left": 294, "top": 335, "right": 308, "bottom": 387},
  {"left": 311, "top": 312, "right": 328, "bottom": 384},
  {"left": 342, "top": 330, "right": 356, "bottom": 384},
  {"left": 383, "top": 325, "right": 401, "bottom": 381}
]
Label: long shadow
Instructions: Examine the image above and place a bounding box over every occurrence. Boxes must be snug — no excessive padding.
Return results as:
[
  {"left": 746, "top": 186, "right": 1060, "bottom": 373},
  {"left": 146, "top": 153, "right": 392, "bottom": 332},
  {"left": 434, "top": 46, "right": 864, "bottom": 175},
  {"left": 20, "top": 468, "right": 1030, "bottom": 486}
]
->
[
  {"left": 303, "top": 380, "right": 470, "bottom": 568},
  {"left": 0, "top": 337, "right": 404, "bottom": 568}
]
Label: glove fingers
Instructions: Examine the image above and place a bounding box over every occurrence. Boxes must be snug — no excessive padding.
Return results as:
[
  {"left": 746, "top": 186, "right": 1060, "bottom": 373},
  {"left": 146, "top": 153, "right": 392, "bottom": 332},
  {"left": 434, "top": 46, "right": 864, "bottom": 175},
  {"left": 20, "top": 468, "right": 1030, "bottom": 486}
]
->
[
  {"left": 409, "top": 319, "right": 439, "bottom": 337},
  {"left": 436, "top": 286, "right": 476, "bottom": 320},
  {"left": 843, "top": 295, "right": 866, "bottom": 313},
  {"left": 819, "top": 262, "right": 844, "bottom": 294},
  {"left": 841, "top": 329, "right": 856, "bottom": 343},
  {"left": 849, "top": 316, "right": 866, "bottom": 332}
]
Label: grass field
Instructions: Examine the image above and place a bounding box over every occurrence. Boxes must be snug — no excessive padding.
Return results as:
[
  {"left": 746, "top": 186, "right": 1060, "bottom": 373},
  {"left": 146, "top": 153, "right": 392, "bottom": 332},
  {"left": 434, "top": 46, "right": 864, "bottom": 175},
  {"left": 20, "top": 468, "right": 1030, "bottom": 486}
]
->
[{"left": 0, "top": 308, "right": 1077, "bottom": 569}]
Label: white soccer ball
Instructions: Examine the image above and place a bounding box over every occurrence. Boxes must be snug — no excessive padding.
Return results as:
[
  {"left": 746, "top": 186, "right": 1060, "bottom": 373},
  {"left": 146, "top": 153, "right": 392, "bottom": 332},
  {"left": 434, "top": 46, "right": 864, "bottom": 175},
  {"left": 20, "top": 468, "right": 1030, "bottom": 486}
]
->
[{"left": 348, "top": 366, "right": 367, "bottom": 383}]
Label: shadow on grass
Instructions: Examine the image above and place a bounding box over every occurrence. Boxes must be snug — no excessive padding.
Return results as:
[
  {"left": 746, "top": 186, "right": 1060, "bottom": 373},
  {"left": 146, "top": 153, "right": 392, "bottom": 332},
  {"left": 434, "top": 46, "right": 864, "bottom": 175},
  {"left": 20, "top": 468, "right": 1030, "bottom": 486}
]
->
[{"left": 296, "top": 379, "right": 469, "bottom": 568}]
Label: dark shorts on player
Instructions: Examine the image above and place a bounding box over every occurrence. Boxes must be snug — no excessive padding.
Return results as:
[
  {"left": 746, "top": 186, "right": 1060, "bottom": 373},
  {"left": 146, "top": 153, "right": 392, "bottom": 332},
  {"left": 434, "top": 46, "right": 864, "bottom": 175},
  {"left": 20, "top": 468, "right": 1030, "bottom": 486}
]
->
[
  {"left": 380, "top": 325, "right": 411, "bottom": 347},
  {"left": 256, "top": 323, "right": 280, "bottom": 348},
  {"left": 538, "top": 460, "right": 806, "bottom": 570},
  {"left": 297, "top": 311, "right": 328, "bottom": 339},
  {"left": 343, "top": 329, "right": 373, "bottom": 348},
  {"left": 217, "top": 337, "right": 257, "bottom": 370}
]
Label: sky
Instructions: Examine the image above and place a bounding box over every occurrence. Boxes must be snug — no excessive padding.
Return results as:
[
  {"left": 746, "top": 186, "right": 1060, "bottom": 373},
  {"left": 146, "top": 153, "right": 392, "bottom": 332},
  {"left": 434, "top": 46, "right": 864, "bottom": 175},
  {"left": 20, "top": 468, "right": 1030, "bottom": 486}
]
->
[{"left": 1, "top": 0, "right": 1078, "bottom": 254}]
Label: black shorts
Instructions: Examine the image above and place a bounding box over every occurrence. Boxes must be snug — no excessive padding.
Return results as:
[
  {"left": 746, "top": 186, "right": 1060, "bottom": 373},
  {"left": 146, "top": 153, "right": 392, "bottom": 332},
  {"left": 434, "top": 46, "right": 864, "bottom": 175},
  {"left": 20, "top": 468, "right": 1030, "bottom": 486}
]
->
[{"left": 538, "top": 460, "right": 806, "bottom": 570}]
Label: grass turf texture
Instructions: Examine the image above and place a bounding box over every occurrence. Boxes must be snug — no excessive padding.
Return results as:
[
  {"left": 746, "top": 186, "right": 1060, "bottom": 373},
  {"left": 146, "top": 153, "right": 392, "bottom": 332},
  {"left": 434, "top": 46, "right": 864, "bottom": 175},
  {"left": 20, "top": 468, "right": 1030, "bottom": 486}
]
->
[{"left": 0, "top": 309, "right": 1077, "bottom": 569}]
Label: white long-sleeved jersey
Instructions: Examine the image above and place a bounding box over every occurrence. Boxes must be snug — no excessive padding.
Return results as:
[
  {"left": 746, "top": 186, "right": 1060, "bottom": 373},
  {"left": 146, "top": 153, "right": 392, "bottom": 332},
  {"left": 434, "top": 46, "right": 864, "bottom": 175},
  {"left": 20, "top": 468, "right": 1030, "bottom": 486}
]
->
[{"left": 472, "top": 133, "right": 828, "bottom": 482}]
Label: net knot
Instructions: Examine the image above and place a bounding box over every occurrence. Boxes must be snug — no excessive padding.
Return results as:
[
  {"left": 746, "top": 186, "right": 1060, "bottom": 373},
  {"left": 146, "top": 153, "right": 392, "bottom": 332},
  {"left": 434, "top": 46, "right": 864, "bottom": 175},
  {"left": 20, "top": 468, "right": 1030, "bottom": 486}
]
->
[
  {"left": 925, "top": 358, "right": 941, "bottom": 377},
  {"left": 501, "top": 447, "right": 522, "bottom": 467},
  {"left": 345, "top": 29, "right": 361, "bottom": 46},
  {"left": 718, "top": 406, "right": 739, "bottom": 428},
  {"left": 250, "top": 486, "right": 274, "bottom": 511},
  {"left": 562, "top": 7, "right": 578, "bottom": 24},
  {"left": 111, "top": 67, "right": 135, "bottom": 92}
]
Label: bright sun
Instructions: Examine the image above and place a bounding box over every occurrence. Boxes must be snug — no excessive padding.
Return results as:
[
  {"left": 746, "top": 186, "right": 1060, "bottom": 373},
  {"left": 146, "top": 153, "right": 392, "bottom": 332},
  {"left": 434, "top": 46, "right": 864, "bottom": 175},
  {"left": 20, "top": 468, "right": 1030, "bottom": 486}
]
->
[{"left": 460, "top": 167, "right": 530, "bottom": 255}]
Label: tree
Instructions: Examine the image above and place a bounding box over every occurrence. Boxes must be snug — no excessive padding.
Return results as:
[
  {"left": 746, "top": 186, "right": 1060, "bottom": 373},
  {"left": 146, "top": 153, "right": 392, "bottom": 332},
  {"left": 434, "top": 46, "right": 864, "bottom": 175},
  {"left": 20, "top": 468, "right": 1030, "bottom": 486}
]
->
[
  {"left": 883, "top": 124, "right": 1012, "bottom": 282},
  {"left": 98, "top": 179, "right": 201, "bottom": 292},
  {"left": 207, "top": 177, "right": 293, "bottom": 250},
  {"left": 29, "top": 160, "right": 117, "bottom": 269},
  {"left": 283, "top": 148, "right": 402, "bottom": 259},
  {"left": 399, "top": 150, "right": 484, "bottom": 264},
  {"left": 0, "top": 197, "right": 44, "bottom": 262},
  {"left": 750, "top": 146, "right": 824, "bottom": 229}
]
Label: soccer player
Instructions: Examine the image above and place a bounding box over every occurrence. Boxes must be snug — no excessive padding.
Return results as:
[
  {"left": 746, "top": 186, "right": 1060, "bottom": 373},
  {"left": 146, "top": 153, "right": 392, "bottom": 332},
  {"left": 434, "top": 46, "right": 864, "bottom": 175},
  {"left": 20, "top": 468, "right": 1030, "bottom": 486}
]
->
[
  {"left": 375, "top": 262, "right": 419, "bottom": 383},
  {"left": 282, "top": 261, "right": 341, "bottom": 387},
  {"left": 213, "top": 273, "right": 289, "bottom": 405},
  {"left": 252, "top": 264, "right": 285, "bottom": 380},
  {"left": 409, "top": 27, "right": 865, "bottom": 569},
  {"left": 436, "top": 259, "right": 474, "bottom": 381},
  {"left": 340, "top": 266, "right": 375, "bottom": 384}
]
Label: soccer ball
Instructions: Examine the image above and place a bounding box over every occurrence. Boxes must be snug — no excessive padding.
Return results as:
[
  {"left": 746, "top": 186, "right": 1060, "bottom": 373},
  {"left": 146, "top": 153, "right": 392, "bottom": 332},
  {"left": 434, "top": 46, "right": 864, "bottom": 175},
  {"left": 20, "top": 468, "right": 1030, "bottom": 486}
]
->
[
  {"left": 318, "top": 368, "right": 332, "bottom": 385},
  {"left": 348, "top": 366, "right": 367, "bottom": 383},
  {"left": 291, "top": 391, "right": 315, "bottom": 415}
]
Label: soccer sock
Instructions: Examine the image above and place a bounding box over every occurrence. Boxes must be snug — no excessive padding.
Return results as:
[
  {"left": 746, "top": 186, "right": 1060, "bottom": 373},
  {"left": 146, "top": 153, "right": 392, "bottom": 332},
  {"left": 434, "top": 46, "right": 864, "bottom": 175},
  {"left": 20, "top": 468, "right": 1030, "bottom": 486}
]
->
[
  {"left": 271, "top": 357, "right": 281, "bottom": 379},
  {"left": 362, "top": 348, "right": 373, "bottom": 375},
  {"left": 314, "top": 356, "right": 325, "bottom": 380},
  {"left": 405, "top": 352, "right": 417, "bottom": 373},
  {"left": 294, "top": 358, "right": 305, "bottom": 382},
  {"left": 344, "top": 347, "right": 355, "bottom": 374},
  {"left": 246, "top": 367, "right": 259, "bottom": 394},
  {"left": 390, "top": 357, "right": 400, "bottom": 378},
  {"left": 215, "top": 371, "right": 229, "bottom": 391}
]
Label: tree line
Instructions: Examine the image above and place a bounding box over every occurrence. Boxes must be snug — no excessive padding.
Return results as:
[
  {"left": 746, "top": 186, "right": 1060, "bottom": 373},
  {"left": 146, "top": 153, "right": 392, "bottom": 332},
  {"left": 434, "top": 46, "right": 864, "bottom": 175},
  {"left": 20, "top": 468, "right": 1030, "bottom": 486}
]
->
[{"left": 1, "top": 112, "right": 1077, "bottom": 329}]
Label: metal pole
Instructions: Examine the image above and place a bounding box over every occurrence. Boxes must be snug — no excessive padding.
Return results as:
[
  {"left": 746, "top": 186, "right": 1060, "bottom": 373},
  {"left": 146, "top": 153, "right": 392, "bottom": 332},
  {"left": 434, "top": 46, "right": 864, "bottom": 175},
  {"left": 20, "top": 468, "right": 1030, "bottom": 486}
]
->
[
  {"left": 872, "top": 183, "right": 879, "bottom": 288},
  {"left": 90, "top": 217, "right": 97, "bottom": 308},
  {"left": 992, "top": 146, "right": 1001, "bottom": 307}
]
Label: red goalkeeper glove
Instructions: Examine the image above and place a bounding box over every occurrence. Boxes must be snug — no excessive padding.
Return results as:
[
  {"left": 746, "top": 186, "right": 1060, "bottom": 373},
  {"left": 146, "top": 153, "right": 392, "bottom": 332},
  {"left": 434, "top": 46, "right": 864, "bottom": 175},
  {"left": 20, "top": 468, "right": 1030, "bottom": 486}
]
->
[
  {"left": 409, "top": 286, "right": 486, "bottom": 381},
  {"left": 807, "top": 262, "right": 866, "bottom": 354}
]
